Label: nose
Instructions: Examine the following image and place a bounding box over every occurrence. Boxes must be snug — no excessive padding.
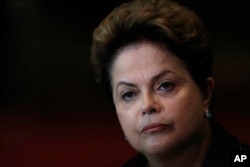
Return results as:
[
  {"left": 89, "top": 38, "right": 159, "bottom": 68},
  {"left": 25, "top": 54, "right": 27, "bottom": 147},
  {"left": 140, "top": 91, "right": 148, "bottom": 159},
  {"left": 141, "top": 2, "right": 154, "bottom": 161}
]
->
[{"left": 141, "top": 92, "right": 160, "bottom": 115}]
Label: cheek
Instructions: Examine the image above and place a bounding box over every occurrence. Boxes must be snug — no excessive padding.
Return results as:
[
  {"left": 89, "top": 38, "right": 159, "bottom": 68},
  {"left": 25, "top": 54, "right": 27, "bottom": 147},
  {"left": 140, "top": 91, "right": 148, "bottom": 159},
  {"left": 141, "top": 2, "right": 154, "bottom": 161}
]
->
[
  {"left": 115, "top": 106, "right": 138, "bottom": 136},
  {"left": 170, "top": 90, "right": 206, "bottom": 136},
  {"left": 114, "top": 98, "right": 141, "bottom": 132},
  {"left": 165, "top": 87, "right": 205, "bottom": 124}
]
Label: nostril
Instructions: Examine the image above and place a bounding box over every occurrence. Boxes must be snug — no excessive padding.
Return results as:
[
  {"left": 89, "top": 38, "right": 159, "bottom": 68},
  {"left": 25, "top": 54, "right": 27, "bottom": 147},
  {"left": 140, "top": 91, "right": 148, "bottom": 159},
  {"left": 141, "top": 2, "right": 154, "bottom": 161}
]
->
[
  {"left": 142, "top": 106, "right": 158, "bottom": 115},
  {"left": 141, "top": 94, "right": 160, "bottom": 115},
  {"left": 151, "top": 108, "right": 157, "bottom": 113}
]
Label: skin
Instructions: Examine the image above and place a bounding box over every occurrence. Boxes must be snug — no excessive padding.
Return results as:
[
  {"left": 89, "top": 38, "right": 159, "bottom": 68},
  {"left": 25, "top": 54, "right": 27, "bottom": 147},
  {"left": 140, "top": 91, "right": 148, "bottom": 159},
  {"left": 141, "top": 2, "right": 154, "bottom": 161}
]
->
[{"left": 110, "top": 40, "right": 214, "bottom": 167}]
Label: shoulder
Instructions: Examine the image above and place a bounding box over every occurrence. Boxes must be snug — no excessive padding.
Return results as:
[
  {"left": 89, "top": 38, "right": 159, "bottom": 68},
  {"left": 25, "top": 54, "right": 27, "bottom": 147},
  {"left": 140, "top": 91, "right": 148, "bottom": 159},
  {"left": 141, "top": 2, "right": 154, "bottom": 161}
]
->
[
  {"left": 210, "top": 120, "right": 250, "bottom": 150},
  {"left": 202, "top": 120, "right": 250, "bottom": 167}
]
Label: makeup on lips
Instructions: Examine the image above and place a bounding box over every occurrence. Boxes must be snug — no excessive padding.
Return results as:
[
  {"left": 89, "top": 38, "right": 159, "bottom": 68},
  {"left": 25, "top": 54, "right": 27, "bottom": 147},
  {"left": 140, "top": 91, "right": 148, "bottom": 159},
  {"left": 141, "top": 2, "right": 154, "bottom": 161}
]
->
[{"left": 141, "top": 122, "right": 173, "bottom": 134}]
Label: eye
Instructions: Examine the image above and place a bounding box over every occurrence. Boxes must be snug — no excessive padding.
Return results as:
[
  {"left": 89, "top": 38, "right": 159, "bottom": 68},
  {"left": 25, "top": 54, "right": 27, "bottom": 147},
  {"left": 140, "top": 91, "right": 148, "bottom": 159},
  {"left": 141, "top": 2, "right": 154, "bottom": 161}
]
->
[
  {"left": 122, "top": 91, "right": 136, "bottom": 101},
  {"left": 159, "top": 81, "right": 175, "bottom": 91}
]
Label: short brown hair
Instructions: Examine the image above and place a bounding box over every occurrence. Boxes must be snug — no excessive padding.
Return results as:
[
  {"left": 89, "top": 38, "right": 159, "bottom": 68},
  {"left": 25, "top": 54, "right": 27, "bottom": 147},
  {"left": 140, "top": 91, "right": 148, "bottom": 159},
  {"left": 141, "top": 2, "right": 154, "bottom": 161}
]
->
[{"left": 91, "top": 0, "right": 212, "bottom": 99}]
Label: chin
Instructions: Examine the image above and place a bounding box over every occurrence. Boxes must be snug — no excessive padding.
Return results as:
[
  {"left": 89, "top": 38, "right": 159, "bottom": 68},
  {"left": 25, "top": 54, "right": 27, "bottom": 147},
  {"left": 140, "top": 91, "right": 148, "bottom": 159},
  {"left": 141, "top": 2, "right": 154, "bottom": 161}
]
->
[
  {"left": 140, "top": 135, "right": 179, "bottom": 156},
  {"left": 142, "top": 131, "right": 205, "bottom": 157}
]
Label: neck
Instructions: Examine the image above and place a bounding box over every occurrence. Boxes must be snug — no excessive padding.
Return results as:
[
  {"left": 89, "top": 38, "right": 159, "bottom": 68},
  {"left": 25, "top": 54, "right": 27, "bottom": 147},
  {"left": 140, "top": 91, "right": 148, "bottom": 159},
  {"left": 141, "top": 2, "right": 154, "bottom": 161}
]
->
[{"left": 146, "top": 121, "right": 212, "bottom": 167}]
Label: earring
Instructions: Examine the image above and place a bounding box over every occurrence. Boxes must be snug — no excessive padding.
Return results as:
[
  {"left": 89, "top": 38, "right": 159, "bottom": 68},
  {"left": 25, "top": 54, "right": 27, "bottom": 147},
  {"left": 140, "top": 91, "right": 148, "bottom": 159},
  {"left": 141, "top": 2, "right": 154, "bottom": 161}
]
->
[
  {"left": 124, "top": 135, "right": 128, "bottom": 141},
  {"left": 205, "top": 109, "right": 212, "bottom": 119}
]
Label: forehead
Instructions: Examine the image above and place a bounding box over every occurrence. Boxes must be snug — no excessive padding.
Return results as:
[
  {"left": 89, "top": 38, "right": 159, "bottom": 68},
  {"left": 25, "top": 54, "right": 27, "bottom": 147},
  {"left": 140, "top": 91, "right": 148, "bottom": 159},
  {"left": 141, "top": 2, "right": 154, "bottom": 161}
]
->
[{"left": 110, "top": 41, "right": 189, "bottom": 85}]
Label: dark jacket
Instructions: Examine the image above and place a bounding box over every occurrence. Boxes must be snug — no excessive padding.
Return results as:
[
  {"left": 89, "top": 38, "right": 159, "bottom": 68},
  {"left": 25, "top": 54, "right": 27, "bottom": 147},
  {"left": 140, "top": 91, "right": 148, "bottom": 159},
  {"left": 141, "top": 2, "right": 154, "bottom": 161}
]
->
[{"left": 123, "top": 121, "right": 250, "bottom": 167}]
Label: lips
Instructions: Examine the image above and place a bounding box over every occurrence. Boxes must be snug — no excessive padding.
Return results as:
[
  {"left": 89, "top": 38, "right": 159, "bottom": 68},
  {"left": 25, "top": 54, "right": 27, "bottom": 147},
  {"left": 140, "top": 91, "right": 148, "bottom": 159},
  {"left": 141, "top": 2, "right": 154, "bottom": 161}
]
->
[{"left": 141, "top": 123, "right": 171, "bottom": 133}]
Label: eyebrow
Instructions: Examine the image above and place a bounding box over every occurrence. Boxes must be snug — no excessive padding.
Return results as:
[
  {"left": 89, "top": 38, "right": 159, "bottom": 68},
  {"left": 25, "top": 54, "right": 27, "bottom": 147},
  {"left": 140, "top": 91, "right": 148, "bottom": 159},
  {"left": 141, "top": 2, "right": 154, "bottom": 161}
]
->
[
  {"left": 151, "top": 69, "right": 174, "bottom": 83},
  {"left": 115, "top": 69, "right": 175, "bottom": 90},
  {"left": 116, "top": 81, "right": 137, "bottom": 90}
]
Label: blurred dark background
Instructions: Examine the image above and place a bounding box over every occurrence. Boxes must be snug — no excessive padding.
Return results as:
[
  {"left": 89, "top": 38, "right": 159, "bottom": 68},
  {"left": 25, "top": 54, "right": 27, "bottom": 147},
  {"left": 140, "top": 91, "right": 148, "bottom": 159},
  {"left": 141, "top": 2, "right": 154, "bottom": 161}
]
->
[{"left": 1, "top": 0, "right": 250, "bottom": 166}]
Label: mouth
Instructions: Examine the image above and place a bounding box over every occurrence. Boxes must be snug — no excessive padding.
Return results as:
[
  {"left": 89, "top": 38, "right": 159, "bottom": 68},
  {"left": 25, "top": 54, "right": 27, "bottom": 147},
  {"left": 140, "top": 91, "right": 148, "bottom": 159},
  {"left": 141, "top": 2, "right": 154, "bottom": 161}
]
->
[{"left": 141, "top": 123, "right": 172, "bottom": 133}]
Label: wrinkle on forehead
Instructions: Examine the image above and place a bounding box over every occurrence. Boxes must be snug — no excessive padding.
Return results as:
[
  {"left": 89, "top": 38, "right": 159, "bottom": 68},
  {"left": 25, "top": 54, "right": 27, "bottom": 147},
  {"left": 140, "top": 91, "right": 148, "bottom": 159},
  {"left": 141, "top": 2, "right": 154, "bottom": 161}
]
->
[
  {"left": 110, "top": 40, "right": 188, "bottom": 88},
  {"left": 110, "top": 40, "right": 168, "bottom": 71}
]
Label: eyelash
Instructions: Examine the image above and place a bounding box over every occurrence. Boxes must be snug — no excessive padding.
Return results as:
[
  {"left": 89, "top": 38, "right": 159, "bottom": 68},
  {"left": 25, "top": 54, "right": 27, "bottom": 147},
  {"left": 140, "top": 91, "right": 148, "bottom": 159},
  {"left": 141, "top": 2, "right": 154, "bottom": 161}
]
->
[
  {"left": 158, "top": 81, "right": 175, "bottom": 92},
  {"left": 120, "top": 81, "right": 175, "bottom": 101},
  {"left": 122, "top": 91, "right": 136, "bottom": 101}
]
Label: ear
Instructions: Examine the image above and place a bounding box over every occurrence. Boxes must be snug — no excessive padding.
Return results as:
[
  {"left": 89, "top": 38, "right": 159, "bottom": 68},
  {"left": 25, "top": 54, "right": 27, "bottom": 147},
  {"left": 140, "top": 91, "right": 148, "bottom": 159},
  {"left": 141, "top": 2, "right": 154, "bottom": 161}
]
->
[{"left": 203, "top": 77, "right": 214, "bottom": 107}]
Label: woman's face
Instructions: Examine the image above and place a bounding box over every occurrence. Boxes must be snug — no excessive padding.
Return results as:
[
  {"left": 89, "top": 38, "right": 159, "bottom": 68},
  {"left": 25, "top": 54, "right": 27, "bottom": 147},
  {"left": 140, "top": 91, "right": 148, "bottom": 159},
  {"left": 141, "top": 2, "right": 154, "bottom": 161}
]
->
[{"left": 110, "top": 41, "right": 211, "bottom": 156}]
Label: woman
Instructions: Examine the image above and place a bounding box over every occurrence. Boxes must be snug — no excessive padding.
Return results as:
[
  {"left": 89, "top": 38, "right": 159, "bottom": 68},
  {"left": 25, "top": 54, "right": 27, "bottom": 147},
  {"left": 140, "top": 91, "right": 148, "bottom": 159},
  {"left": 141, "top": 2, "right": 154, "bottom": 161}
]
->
[{"left": 90, "top": 0, "right": 249, "bottom": 166}]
